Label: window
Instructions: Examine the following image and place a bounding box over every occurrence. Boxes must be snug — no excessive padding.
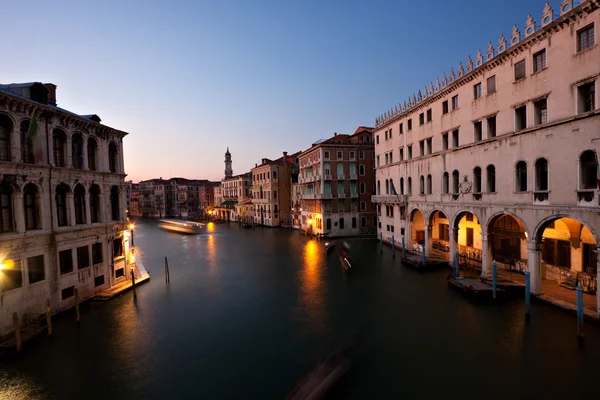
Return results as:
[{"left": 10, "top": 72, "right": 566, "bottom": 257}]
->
[
  {"left": 426, "top": 109, "right": 432, "bottom": 122},
  {"left": 535, "top": 158, "right": 549, "bottom": 191},
  {"left": 113, "top": 238, "right": 123, "bottom": 258},
  {"left": 349, "top": 151, "right": 355, "bottom": 161},
  {"left": 0, "top": 115, "right": 12, "bottom": 162},
  {"left": 516, "top": 161, "right": 528, "bottom": 192},
  {"left": 543, "top": 239, "right": 571, "bottom": 268},
  {"left": 466, "top": 214, "right": 473, "bottom": 222},
  {"left": 337, "top": 164, "right": 343, "bottom": 178},
  {"left": 486, "top": 165, "right": 496, "bottom": 192},
  {"left": 337, "top": 151, "right": 343, "bottom": 160},
  {"left": 359, "top": 150, "right": 364, "bottom": 159},
  {"left": 452, "top": 129, "right": 459, "bottom": 148},
  {"left": 77, "top": 245, "right": 90, "bottom": 269},
  {"left": 115, "top": 268, "right": 125, "bottom": 278},
  {"left": 108, "top": 142, "right": 118, "bottom": 173},
  {"left": 577, "top": 24, "right": 595, "bottom": 52},
  {"left": 59, "top": 249, "right": 73, "bottom": 275},
  {"left": 273, "top": 171, "right": 277, "bottom": 179},
  {"left": 361, "top": 216, "right": 366, "bottom": 227},
  {"left": 399, "top": 123, "right": 403, "bottom": 133},
  {"left": 90, "top": 185, "right": 100, "bottom": 223},
  {"left": 514, "top": 60, "right": 526, "bottom": 80},
  {"left": 426, "top": 174, "right": 432, "bottom": 194},
  {"left": 407, "top": 177, "right": 412, "bottom": 194},
  {"left": 515, "top": 105, "right": 527, "bottom": 131},
  {"left": 95, "top": 275, "right": 105, "bottom": 287},
  {"left": 74, "top": 184, "right": 86, "bottom": 225},
  {"left": 388, "top": 153, "right": 393, "bottom": 164},
  {"left": 452, "top": 170, "right": 459, "bottom": 194},
  {"left": 376, "top": 181, "right": 380, "bottom": 195},
  {"left": 385, "top": 131, "right": 388, "bottom": 140},
  {"left": 419, "top": 140, "right": 425, "bottom": 156},
  {"left": 360, "top": 182, "right": 366, "bottom": 194},
  {"left": 72, "top": 134, "right": 84, "bottom": 169},
  {"left": 376, "top": 155, "right": 380, "bottom": 167},
  {"left": 487, "top": 75, "right": 496, "bottom": 94},
  {"left": 92, "top": 242, "right": 103, "bottom": 265},
  {"left": 56, "top": 183, "right": 69, "bottom": 227},
  {"left": 352, "top": 217, "right": 357, "bottom": 229},
  {"left": 24, "top": 183, "right": 39, "bottom": 230},
  {"left": 466, "top": 228, "right": 474, "bottom": 247},
  {"left": 53, "top": 129, "right": 67, "bottom": 167},
  {"left": 61, "top": 286, "right": 75, "bottom": 300},
  {"left": 376, "top": 135, "right": 379, "bottom": 144},
  {"left": 451, "top": 95, "right": 459, "bottom": 110},
  {"left": 419, "top": 176, "right": 424, "bottom": 195},
  {"left": 473, "top": 167, "right": 482, "bottom": 193},
  {"left": 110, "top": 186, "right": 120, "bottom": 221},
  {"left": 407, "top": 145, "right": 412, "bottom": 160},
  {"left": 473, "top": 83, "right": 482, "bottom": 99},
  {"left": 339, "top": 182, "right": 345, "bottom": 196},
  {"left": 359, "top": 164, "right": 365, "bottom": 176},
  {"left": 442, "top": 133, "right": 448, "bottom": 150},
  {"left": 442, "top": 172, "right": 449, "bottom": 194},
  {"left": 339, "top": 217, "right": 345, "bottom": 229},
  {"left": 474, "top": 121, "right": 482, "bottom": 142},
  {"left": 27, "top": 255, "right": 45, "bottom": 284},
  {"left": 487, "top": 116, "right": 497, "bottom": 138},
  {"left": 324, "top": 150, "right": 330, "bottom": 160},
  {"left": 87, "top": 138, "right": 97, "bottom": 170},
  {"left": 20, "top": 120, "right": 33, "bottom": 164},
  {"left": 533, "top": 49, "right": 546, "bottom": 72},
  {"left": 385, "top": 153, "right": 389, "bottom": 165},
  {"left": 578, "top": 81, "right": 596, "bottom": 113},
  {"left": 326, "top": 218, "right": 331, "bottom": 230},
  {"left": 442, "top": 100, "right": 449, "bottom": 114},
  {"left": 419, "top": 113, "right": 424, "bottom": 125},
  {"left": 399, "top": 177, "right": 404, "bottom": 195},
  {"left": 385, "top": 180, "right": 389, "bottom": 195},
  {"left": 407, "top": 119, "right": 412, "bottom": 130},
  {"left": 426, "top": 138, "right": 432, "bottom": 154},
  {"left": 273, "top": 190, "right": 277, "bottom": 200},
  {"left": 399, "top": 147, "right": 404, "bottom": 161},
  {"left": 580, "top": 150, "right": 598, "bottom": 189},
  {"left": 534, "top": 98, "right": 548, "bottom": 125}
]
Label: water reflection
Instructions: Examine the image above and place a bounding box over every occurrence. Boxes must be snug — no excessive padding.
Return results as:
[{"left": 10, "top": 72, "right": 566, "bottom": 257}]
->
[
  {"left": 0, "top": 370, "right": 48, "bottom": 400},
  {"left": 297, "top": 240, "right": 328, "bottom": 335},
  {"left": 206, "top": 222, "right": 215, "bottom": 233},
  {"left": 207, "top": 234, "right": 216, "bottom": 272}
]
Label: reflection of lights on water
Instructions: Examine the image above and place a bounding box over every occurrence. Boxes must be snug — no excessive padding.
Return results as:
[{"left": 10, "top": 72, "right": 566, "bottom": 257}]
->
[
  {"left": 206, "top": 222, "right": 215, "bottom": 232},
  {"left": 207, "top": 234, "right": 216, "bottom": 270},
  {"left": 302, "top": 240, "right": 320, "bottom": 296}
]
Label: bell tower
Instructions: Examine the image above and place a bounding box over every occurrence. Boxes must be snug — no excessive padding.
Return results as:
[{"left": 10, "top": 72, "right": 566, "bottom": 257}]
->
[{"left": 224, "top": 147, "right": 233, "bottom": 178}]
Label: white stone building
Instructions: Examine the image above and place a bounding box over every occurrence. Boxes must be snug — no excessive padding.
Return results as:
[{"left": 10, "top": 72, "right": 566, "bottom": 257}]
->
[
  {"left": 373, "top": 1, "right": 600, "bottom": 311},
  {"left": 0, "top": 82, "right": 132, "bottom": 335}
]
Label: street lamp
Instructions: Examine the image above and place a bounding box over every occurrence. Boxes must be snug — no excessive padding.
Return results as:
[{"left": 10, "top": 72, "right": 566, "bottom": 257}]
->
[
  {"left": 0, "top": 259, "right": 14, "bottom": 294},
  {"left": 129, "top": 224, "right": 135, "bottom": 247}
]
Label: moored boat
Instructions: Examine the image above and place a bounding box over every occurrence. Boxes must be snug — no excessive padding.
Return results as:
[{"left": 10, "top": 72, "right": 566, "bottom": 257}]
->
[{"left": 158, "top": 219, "right": 204, "bottom": 234}]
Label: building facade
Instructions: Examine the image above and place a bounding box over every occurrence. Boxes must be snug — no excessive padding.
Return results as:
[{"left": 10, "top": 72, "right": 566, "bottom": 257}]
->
[
  {"left": 299, "top": 127, "right": 377, "bottom": 237},
  {"left": 372, "top": 1, "right": 600, "bottom": 311},
  {"left": 0, "top": 82, "right": 132, "bottom": 335}
]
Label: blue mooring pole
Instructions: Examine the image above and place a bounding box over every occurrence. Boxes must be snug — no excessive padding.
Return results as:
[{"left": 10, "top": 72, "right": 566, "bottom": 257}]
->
[
  {"left": 525, "top": 271, "right": 531, "bottom": 318},
  {"left": 421, "top": 247, "right": 426, "bottom": 266},
  {"left": 492, "top": 260, "right": 497, "bottom": 299},
  {"left": 402, "top": 237, "right": 405, "bottom": 258},
  {"left": 455, "top": 251, "right": 459, "bottom": 278},
  {"left": 577, "top": 285, "right": 584, "bottom": 338}
]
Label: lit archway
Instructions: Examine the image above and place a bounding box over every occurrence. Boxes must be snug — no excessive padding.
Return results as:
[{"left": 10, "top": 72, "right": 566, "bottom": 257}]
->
[
  {"left": 452, "top": 211, "right": 482, "bottom": 267},
  {"left": 487, "top": 212, "right": 529, "bottom": 270},
  {"left": 409, "top": 208, "right": 425, "bottom": 251},
  {"left": 428, "top": 210, "right": 450, "bottom": 260}
]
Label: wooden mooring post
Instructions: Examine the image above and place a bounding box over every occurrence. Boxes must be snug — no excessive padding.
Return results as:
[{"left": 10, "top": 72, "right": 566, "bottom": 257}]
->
[
  {"left": 131, "top": 269, "right": 137, "bottom": 300},
  {"left": 45, "top": 298, "right": 52, "bottom": 336},
  {"left": 524, "top": 272, "right": 531, "bottom": 319},
  {"left": 75, "top": 288, "right": 81, "bottom": 324},
  {"left": 13, "top": 312, "right": 21, "bottom": 352},
  {"left": 165, "top": 256, "right": 170, "bottom": 283}
]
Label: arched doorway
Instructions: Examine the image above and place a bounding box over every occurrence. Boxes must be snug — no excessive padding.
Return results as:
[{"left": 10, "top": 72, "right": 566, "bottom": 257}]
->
[
  {"left": 452, "top": 211, "right": 481, "bottom": 269},
  {"left": 487, "top": 213, "right": 529, "bottom": 277},
  {"left": 428, "top": 210, "right": 450, "bottom": 260},
  {"left": 409, "top": 208, "right": 425, "bottom": 252}
]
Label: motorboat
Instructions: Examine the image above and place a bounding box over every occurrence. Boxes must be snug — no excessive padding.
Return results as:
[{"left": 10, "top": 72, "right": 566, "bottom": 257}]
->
[
  {"left": 324, "top": 241, "right": 336, "bottom": 254},
  {"left": 158, "top": 219, "right": 204, "bottom": 234}
]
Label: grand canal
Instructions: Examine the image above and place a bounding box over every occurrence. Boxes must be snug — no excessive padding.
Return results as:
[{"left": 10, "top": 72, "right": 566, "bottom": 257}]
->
[{"left": 1, "top": 220, "right": 600, "bottom": 399}]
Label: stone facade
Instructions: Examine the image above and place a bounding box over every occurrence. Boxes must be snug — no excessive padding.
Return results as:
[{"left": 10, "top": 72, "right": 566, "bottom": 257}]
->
[
  {"left": 373, "top": 1, "right": 600, "bottom": 312},
  {"left": 0, "top": 82, "right": 131, "bottom": 335}
]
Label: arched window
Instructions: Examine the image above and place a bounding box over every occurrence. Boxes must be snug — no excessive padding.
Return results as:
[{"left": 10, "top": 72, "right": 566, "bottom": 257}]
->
[
  {"left": 352, "top": 217, "right": 357, "bottom": 228},
  {"left": 419, "top": 176, "right": 424, "bottom": 194},
  {"left": 377, "top": 180, "right": 381, "bottom": 195},
  {"left": 452, "top": 170, "right": 459, "bottom": 194},
  {"left": 53, "top": 129, "right": 67, "bottom": 167},
  {"left": 72, "top": 133, "right": 84, "bottom": 169},
  {"left": 339, "top": 217, "right": 345, "bottom": 229},
  {"left": 426, "top": 174, "right": 432, "bottom": 194},
  {"left": 0, "top": 114, "right": 13, "bottom": 161},
  {"left": 385, "top": 179, "right": 389, "bottom": 194},
  {"left": 0, "top": 181, "right": 14, "bottom": 232},
  {"left": 400, "top": 177, "right": 404, "bottom": 194},
  {"left": 535, "top": 158, "right": 548, "bottom": 191},
  {"left": 326, "top": 218, "right": 331, "bottom": 230},
  {"left": 337, "top": 164, "right": 343, "bottom": 178},
  {"left": 324, "top": 163, "right": 330, "bottom": 176},
  {"left": 359, "top": 164, "right": 365, "bottom": 175},
  {"left": 442, "top": 172, "right": 449, "bottom": 194},
  {"left": 360, "top": 182, "right": 366, "bottom": 194},
  {"left": 74, "top": 184, "right": 86, "bottom": 224},
  {"left": 110, "top": 186, "right": 120, "bottom": 221},
  {"left": 20, "top": 120, "right": 33, "bottom": 164},
  {"left": 87, "top": 137, "right": 98, "bottom": 171},
  {"left": 516, "top": 161, "right": 527, "bottom": 192},
  {"left": 109, "top": 142, "right": 118, "bottom": 173},
  {"left": 580, "top": 150, "right": 598, "bottom": 189},
  {"left": 90, "top": 184, "right": 101, "bottom": 223},
  {"left": 486, "top": 165, "right": 496, "bottom": 192},
  {"left": 24, "top": 183, "right": 40, "bottom": 230},
  {"left": 473, "top": 167, "right": 482, "bottom": 193},
  {"left": 407, "top": 177, "right": 412, "bottom": 194},
  {"left": 349, "top": 164, "right": 356, "bottom": 176},
  {"left": 56, "top": 183, "right": 70, "bottom": 226}
]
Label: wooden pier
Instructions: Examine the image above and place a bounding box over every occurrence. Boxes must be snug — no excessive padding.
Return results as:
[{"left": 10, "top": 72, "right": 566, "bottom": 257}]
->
[
  {"left": 400, "top": 252, "right": 449, "bottom": 271},
  {"left": 448, "top": 277, "right": 505, "bottom": 299}
]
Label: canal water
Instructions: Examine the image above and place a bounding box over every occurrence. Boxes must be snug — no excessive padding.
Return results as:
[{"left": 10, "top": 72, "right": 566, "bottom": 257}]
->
[{"left": 1, "top": 220, "right": 600, "bottom": 399}]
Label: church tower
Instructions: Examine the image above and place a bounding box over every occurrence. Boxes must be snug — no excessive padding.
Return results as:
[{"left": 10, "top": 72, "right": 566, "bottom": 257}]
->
[{"left": 224, "top": 147, "right": 233, "bottom": 178}]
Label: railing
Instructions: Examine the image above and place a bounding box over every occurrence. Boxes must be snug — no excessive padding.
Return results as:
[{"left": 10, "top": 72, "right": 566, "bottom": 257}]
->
[
  {"left": 533, "top": 190, "right": 549, "bottom": 204},
  {"left": 324, "top": 174, "right": 332, "bottom": 180},
  {"left": 577, "top": 189, "right": 598, "bottom": 206},
  {"left": 371, "top": 194, "right": 408, "bottom": 203},
  {"left": 350, "top": 191, "right": 358, "bottom": 198},
  {"left": 317, "top": 193, "right": 332, "bottom": 199},
  {"left": 338, "top": 192, "right": 346, "bottom": 198},
  {"left": 338, "top": 174, "right": 345, "bottom": 180},
  {"left": 349, "top": 173, "right": 357, "bottom": 180}
]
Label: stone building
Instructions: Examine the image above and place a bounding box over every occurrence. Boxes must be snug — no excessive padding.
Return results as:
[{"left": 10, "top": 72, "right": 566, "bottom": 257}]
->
[
  {"left": 0, "top": 82, "right": 132, "bottom": 335},
  {"left": 214, "top": 148, "right": 252, "bottom": 221},
  {"left": 251, "top": 151, "right": 299, "bottom": 227},
  {"left": 372, "top": 1, "right": 600, "bottom": 311},
  {"left": 299, "top": 127, "right": 377, "bottom": 237}
]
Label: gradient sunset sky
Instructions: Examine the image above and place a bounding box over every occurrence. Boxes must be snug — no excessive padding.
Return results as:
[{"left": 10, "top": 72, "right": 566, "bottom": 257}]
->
[{"left": 4, "top": 0, "right": 553, "bottom": 181}]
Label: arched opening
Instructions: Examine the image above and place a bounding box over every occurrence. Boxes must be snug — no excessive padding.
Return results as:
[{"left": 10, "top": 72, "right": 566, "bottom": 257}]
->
[
  {"left": 109, "top": 142, "right": 119, "bottom": 173},
  {"left": 473, "top": 167, "right": 482, "bottom": 193},
  {"left": 579, "top": 150, "right": 598, "bottom": 190},
  {"left": 20, "top": 120, "right": 33, "bottom": 164},
  {"left": 452, "top": 170, "right": 460, "bottom": 194},
  {"left": 442, "top": 172, "right": 449, "bottom": 194},
  {"left": 0, "top": 180, "right": 15, "bottom": 232},
  {"left": 110, "top": 185, "right": 120, "bottom": 221},
  {"left": 72, "top": 133, "right": 84, "bottom": 169},
  {"left": 488, "top": 213, "right": 528, "bottom": 269},
  {"left": 453, "top": 211, "right": 481, "bottom": 266},
  {"left": 486, "top": 165, "right": 496, "bottom": 192},
  {"left": 407, "top": 177, "right": 412, "bottom": 195},
  {"left": 385, "top": 179, "right": 389, "bottom": 194},
  {"left": 349, "top": 164, "right": 356, "bottom": 177},
  {"left": 89, "top": 184, "right": 101, "bottom": 223},
  {"left": 360, "top": 182, "right": 366, "bottom": 194},
  {"left": 74, "top": 184, "right": 86, "bottom": 224},
  {"left": 377, "top": 180, "right": 380, "bottom": 195},
  {"left": 324, "top": 163, "right": 330, "bottom": 176},
  {"left": 419, "top": 175, "right": 424, "bottom": 195},
  {"left": 53, "top": 129, "right": 67, "bottom": 167},
  {"left": 326, "top": 218, "right": 331, "bottom": 230},
  {"left": 339, "top": 217, "right": 345, "bottom": 229},
  {"left": 352, "top": 217, "right": 357, "bottom": 229},
  {"left": 87, "top": 137, "right": 98, "bottom": 171},
  {"left": 426, "top": 174, "right": 432, "bottom": 194},
  {"left": 429, "top": 210, "right": 450, "bottom": 260},
  {"left": 535, "top": 158, "right": 548, "bottom": 191},
  {"left": 336, "top": 164, "right": 343, "bottom": 178},
  {"left": 400, "top": 177, "right": 404, "bottom": 195},
  {"left": 56, "top": 183, "right": 70, "bottom": 226},
  {"left": 410, "top": 208, "right": 425, "bottom": 251},
  {"left": 359, "top": 164, "right": 365, "bottom": 176},
  {"left": 0, "top": 114, "right": 13, "bottom": 162},
  {"left": 516, "top": 161, "right": 527, "bottom": 192},
  {"left": 23, "top": 183, "right": 40, "bottom": 230}
]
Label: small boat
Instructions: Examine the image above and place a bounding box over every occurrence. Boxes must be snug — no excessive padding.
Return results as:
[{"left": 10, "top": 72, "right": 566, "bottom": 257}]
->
[
  {"left": 158, "top": 219, "right": 204, "bottom": 234},
  {"left": 324, "top": 241, "right": 336, "bottom": 254},
  {"left": 340, "top": 255, "right": 352, "bottom": 272}
]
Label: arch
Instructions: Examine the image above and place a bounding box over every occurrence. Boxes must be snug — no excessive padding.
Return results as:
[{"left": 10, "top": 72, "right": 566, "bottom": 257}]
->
[
  {"left": 385, "top": 179, "right": 389, "bottom": 194},
  {"left": 473, "top": 167, "right": 482, "bottom": 193},
  {"left": 352, "top": 217, "right": 357, "bottom": 229},
  {"left": 486, "top": 210, "right": 530, "bottom": 238},
  {"left": 89, "top": 184, "right": 101, "bottom": 223},
  {"left": 336, "top": 164, "right": 343, "bottom": 177},
  {"left": 377, "top": 180, "right": 381, "bottom": 195},
  {"left": 399, "top": 177, "right": 404, "bottom": 195},
  {"left": 87, "top": 137, "right": 98, "bottom": 171},
  {"left": 72, "top": 133, "right": 84, "bottom": 169},
  {"left": 515, "top": 160, "right": 527, "bottom": 192},
  {"left": 427, "top": 209, "right": 449, "bottom": 226},
  {"left": 407, "top": 177, "right": 412, "bottom": 194},
  {"left": 339, "top": 217, "right": 345, "bottom": 229},
  {"left": 486, "top": 164, "right": 496, "bottom": 192},
  {"left": 108, "top": 142, "right": 119, "bottom": 173},
  {"left": 426, "top": 174, "right": 432, "bottom": 194},
  {"left": 359, "top": 164, "right": 365, "bottom": 176},
  {"left": 419, "top": 175, "right": 424, "bottom": 194},
  {"left": 487, "top": 212, "right": 529, "bottom": 262},
  {"left": 53, "top": 129, "right": 67, "bottom": 167},
  {"left": 452, "top": 170, "right": 460, "bottom": 194},
  {"left": 74, "top": 184, "right": 86, "bottom": 224},
  {"left": 55, "top": 182, "right": 71, "bottom": 227},
  {"left": 0, "top": 113, "right": 13, "bottom": 162},
  {"left": 23, "top": 182, "right": 40, "bottom": 230},
  {"left": 324, "top": 163, "right": 330, "bottom": 175},
  {"left": 579, "top": 150, "right": 598, "bottom": 189},
  {"left": 534, "top": 214, "right": 599, "bottom": 244},
  {"left": 450, "top": 209, "right": 481, "bottom": 231},
  {"left": 20, "top": 120, "right": 33, "bottom": 164},
  {"left": 0, "top": 180, "right": 15, "bottom": 232},
  {"left": 442, "top": 172, "right": 449, "bottom": 194},
  {"left": 110, "top": 185, "right": 120, "bottom": 221},
  {"left": 349, "top": 164, "right": 356, "bottom": 176},
  {"left": 534, "top": 157, "right": 548, "bottom": 191},
  {"left": 409, "top": 208, "right": 426, "bottom": 248}
]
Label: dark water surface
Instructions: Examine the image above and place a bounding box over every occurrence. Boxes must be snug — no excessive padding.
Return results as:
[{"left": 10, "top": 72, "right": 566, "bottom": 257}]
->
[{"left": 1, "top": 220, "right": 600, "bottom": 399}]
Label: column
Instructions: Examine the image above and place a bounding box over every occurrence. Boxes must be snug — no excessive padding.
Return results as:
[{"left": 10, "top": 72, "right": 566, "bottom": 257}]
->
[
  {"left": 425, "top": 224, "right": 432, "bottom": 258},
  {"left": 66, "top": 137, "right": 72, "bottom": 168},
  {"left": 527, "top": 240, "right": 542, "bottom": 295},
  {"left": 481, "top": 233, "right": 492, "bottom": 278},
  {"left": 14, "top": 192, "right": 25, "bottom": 233},
  {"left": 449, "top": 227, "right": 457, "bottom": 267},
  {"left": 82, "top": 138, "right": 89, "bottom": 170},
  {"left": 84, "top": 192, "right": 91, "bottom": 224},
  {"left": 67, "top": 193, "right": 76, "bottom": 226}
]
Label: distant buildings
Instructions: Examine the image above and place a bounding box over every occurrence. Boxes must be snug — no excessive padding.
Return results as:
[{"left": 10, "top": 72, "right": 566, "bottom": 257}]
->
[{"left": 133, "top": 178, "right": 215, "bottom": 218}]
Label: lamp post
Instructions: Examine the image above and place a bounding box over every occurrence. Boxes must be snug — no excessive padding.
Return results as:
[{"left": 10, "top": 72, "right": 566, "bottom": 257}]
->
[{"left": 129, "top": 224, "right": 135, "bottom": 247}]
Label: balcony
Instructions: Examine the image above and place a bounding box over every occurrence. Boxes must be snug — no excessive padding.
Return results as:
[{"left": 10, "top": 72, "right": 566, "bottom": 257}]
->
[
  {"left": 338, "top": 174, "right": 345, "bottom": 180},
  {"left": 324, "top": 174, "right": 332, "bottom": 181},
  {"left": 349, "top": 173, "right": 357, "bottom": 180},
  {"left": 577, "top": 189, "right": 598, "bottom": 207},
  {"left": 350, "top": 191, "right": 358, "bottom": 198},
  {"left": 533, "top": 191, "right": 549, "bottom": 205},
  {"left": 317, "top": 193, "right": 333, "bottom": 199},
  {"left": 338, "top": 192, "right": 346, "bottom": 199},
  {"left": 371, "top": 194, "right": 408, "bottom": 204}
]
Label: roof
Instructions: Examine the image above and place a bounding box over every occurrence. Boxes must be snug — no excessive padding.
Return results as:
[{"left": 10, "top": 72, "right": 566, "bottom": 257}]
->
[
  {"left": 253, "top": 150, "right": 301, "bottom": 169},
  {"left": 352, "top": 126, "right": 374, "bottom": 135}
]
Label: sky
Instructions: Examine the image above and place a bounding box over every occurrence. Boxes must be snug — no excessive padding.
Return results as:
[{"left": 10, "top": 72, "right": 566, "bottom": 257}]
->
[{"left": 3, "top": 0, "right": 558, "bottom": 181}]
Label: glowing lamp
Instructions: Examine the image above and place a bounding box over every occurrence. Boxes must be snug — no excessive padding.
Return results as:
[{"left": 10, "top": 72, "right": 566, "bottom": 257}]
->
[
  {"left": 0, "top": 259, "right": 14, "bottom": 270},
  {"left": 129, "top": 224, "right": 135, "bottom": 230}
]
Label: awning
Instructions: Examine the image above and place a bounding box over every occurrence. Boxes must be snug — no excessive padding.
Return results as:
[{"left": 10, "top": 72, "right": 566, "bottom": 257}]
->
[{"left": 220, "top": 200, "right": 236, "bottom": 206}]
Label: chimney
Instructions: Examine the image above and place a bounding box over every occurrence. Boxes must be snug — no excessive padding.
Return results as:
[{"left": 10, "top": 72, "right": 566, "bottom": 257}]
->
[
  {"left": 334, "top": 132, "right": 337, "bottom": 136},
  {"left": 44, "top": 83, "right": 57, "bottom": 106},
  {"left": 255, "top": 163, "right": 258, "bottom": 167},
  {"left": 262, "top": 158, "right": 267, "bottom": 164},
  {"left": 283, "top": 151, "right": 288, "bottom": 159}
]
